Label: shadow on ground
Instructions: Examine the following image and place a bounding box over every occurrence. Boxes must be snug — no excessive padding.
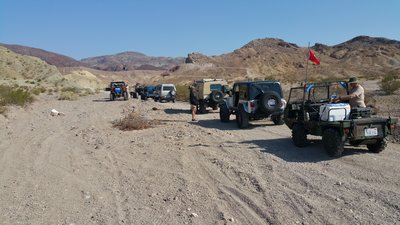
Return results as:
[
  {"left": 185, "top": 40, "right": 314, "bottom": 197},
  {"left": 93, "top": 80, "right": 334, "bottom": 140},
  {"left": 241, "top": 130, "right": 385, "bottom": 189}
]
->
[
  {"left": 164, "top": 108, "right": 190, "bottom": 114},
  {"left": 240, "top": 138, "right": 370, "bottom": 163}
]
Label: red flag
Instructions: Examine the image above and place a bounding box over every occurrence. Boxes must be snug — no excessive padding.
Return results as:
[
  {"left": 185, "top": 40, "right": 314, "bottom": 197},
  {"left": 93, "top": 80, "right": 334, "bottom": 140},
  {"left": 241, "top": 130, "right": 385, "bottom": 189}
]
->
[{"left": 308, "top": 49, "right": 320, "bottom": 65}]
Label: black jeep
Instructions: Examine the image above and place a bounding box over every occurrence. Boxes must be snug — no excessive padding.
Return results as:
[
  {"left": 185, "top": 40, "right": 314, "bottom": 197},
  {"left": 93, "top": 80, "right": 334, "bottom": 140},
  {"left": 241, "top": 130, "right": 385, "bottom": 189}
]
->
[{"left": 219, "top": 80, "right": 286, "bottom": 128}]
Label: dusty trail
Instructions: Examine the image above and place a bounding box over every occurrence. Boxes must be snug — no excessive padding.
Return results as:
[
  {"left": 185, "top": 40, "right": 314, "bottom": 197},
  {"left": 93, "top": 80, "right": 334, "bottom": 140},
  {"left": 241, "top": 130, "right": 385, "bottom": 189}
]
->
[{"left": 0, "top": 91, "right": 399, "bottom": 225}]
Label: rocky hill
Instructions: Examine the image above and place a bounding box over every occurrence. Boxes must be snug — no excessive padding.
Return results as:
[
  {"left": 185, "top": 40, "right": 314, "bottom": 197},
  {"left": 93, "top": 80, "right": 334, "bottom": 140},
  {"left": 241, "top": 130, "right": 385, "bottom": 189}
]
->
[
  {"left": 0, "top": 46, "right": 63, "bottom": 84},
  {"left": 81, "top": 52, "right": 185, "bottom": 71},
  {"left": 0, "top": 44, "right": 85, "bottom": 67},
  {"left": 177, "top": 36, "right": 400, "bottom": 83}
]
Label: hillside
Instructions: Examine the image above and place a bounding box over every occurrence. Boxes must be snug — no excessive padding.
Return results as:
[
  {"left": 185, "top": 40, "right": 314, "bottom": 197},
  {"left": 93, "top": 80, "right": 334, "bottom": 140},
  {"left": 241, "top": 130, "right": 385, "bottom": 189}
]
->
[
  {"left": 81, "top": 52, "right": 185, "bottom": 71},
  {"left": 0, "top": 46, "right": 63, "bottom": 84},
  {"left": 0, "top": 44, "right": 85, "bottom": 67},
  {"left": 174, "top": 36, "right": 400, "bottom": 83}
]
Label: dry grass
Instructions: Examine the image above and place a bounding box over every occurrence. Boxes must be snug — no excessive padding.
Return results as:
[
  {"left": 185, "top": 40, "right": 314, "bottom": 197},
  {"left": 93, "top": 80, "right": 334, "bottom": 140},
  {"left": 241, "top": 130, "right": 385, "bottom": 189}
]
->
[{"left": 112, "top": 110, "right": 160, "bottom": 131}]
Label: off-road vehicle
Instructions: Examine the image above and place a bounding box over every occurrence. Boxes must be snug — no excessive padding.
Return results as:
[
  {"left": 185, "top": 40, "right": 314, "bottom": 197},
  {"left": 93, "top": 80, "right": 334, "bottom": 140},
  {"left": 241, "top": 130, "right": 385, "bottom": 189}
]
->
[
  {"left": 154, "top": 84, "right": 176, "bottom": 103},
  {"left": 284, "top": 81, "right": 398, "bottom": 157},
  {"left": 219, "top": 80, "right": 287, "bottom": 128},
  {"left": 106, "top": 81, "right": 129, "bottom": 101},
  {"left": 192, "top": 79, "right": 230, "bottom": 114}
]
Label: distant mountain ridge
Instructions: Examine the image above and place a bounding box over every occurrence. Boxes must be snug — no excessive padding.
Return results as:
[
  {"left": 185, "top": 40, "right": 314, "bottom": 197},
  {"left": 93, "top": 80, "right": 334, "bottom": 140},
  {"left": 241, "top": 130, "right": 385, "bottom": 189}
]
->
[
  {"left": 2, "top": 35, "right": 400, "bottom": 83},
  {"left": 81, "top": 51, "right": 185, "bottom": 71},
  {"left": 182, "top": 35, "right": 400, "bottom": 81},
  {"left": 0, "top": 44, "right": 85, "bottom": 67}
]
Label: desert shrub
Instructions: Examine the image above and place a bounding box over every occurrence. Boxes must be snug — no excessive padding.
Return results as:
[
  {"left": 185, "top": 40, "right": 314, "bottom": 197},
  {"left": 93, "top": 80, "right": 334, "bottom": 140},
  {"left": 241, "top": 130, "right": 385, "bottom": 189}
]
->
[
  {"left": 112, "top": 111, "right": 160, "bottom": 130},
  {"left": 380, "top": 73, "right": 400, "bottom": 95},
  {"left": 47, "top": 89, "right": 54, "bottom": 95},
  {"left": 0, "top": 84, "right": 34, "bottom": 107},
  {"left": 176, "top": 85, "right": 190, "bottom": 101},
  {"left": 31, "top": 86, "right": 47, "bottom": 95},
  {"left": 58, "top": 91, "right": 78, "bottom": 100}
]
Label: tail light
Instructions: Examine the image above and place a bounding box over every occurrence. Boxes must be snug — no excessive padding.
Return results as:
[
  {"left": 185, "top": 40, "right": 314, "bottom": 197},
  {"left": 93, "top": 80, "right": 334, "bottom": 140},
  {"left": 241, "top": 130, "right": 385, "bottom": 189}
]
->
[
  {"left": 344, "top": 128, "right": 350, "bottom": 135},
  {"left": 249, "top": 101, "right": 255, "bottom": 108}
]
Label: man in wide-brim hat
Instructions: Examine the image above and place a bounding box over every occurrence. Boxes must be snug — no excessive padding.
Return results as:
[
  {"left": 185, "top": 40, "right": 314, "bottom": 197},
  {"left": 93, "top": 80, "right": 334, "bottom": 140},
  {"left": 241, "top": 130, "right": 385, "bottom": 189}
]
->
[{"left": 334, "top": 77, "right": 366, "bottom": 108}]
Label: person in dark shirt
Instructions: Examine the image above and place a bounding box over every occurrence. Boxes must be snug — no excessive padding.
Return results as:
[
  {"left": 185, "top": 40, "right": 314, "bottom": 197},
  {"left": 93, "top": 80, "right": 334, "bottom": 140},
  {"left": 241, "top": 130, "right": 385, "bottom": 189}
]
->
[{"left": 189, "top": 86, "right": 199, "bottom": 121}]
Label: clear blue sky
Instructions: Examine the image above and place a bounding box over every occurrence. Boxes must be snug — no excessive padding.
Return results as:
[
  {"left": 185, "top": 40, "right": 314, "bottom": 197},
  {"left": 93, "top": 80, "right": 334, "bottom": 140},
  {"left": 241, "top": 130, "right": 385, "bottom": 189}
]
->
[{"left": 1, "top": 0, "right": 399, "bottom": 60}]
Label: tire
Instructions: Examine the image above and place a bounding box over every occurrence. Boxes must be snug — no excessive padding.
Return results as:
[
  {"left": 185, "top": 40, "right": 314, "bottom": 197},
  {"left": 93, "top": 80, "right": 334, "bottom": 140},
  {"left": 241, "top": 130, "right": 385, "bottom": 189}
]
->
[
  {"left": 220, "top": 103, "right": 230, "bottom": 122},
  {"left": 140, "top": 94, "right": 146, "bottom": 100},
  {"left": 322, "top": 128, "right": 345, "bottom": 157},
  {"left": 198, "top": 101, "right": 207, "bottom": 114},
  {"left": 210, "top": 90, "right": 224, "bottom": 104},
  {"left": 292, "top": 123, "right": 308, "bottom": 147},
  {"left": 236, "top": 107, "right": 249, "bottom": 129},
  {"left": 367, "top": 139, "right": 387, "bottom": 153},
  {"left": 259, "top": 91, "right": 281, "bottom": 114},
  {"left": 272, "top": 114, "right": 284, "bottom": 125}
]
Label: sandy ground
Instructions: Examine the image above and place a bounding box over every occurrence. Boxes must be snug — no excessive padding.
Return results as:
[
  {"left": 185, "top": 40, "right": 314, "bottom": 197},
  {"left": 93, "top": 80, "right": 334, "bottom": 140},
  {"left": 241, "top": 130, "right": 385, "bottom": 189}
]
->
[{"left": 0, "top": 92, "right": 400, "bottom": 225}]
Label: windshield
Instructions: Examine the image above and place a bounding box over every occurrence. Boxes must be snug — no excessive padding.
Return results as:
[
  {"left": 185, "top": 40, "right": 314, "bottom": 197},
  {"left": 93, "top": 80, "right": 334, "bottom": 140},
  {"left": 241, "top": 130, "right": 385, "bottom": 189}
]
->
[
  {"left": 163, "top": 86, "right": 174, "bottom": 91},
  {"left": 288, "top": 82, "right": 348, "bottom": 103}
]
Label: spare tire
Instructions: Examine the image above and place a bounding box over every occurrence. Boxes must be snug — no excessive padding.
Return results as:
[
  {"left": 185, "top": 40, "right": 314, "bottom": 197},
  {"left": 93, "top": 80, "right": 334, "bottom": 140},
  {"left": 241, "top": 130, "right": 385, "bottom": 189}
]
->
[
  {"left": 209, "top": 90, "right": 224, "bottom": 104},
  {"left": 259, "top": 91, "right": 281, "bottom": 114}
]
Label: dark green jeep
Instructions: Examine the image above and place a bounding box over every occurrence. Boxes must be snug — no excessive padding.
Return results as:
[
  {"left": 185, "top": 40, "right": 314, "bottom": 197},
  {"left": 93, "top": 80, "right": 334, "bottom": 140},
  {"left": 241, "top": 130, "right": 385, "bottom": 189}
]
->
[{"left": 284, "top": 81, "right": 398, "bottom": 157}]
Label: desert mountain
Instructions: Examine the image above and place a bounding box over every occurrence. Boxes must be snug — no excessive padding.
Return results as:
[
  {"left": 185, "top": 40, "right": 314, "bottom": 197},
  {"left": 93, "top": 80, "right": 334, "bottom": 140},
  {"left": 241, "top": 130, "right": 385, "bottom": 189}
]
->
[
  {"left": 177, "top": 36, "right": 400, "bottom": 83},
  {"left": 0, "top": 46, "right": 63, "bottom": 83},
  {"left": 0, "top": 44, "right": 85, "bottom": 67},
  {"left": 81, "top": 52, "right": 185, "bottom": 71},
  {"left": 0, "top": 46, "right": 103, "bottom": 91}
]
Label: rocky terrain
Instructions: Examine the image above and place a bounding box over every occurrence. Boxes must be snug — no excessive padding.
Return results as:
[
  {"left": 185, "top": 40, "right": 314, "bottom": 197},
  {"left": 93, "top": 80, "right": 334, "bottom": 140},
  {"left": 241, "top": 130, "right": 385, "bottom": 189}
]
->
[
  {"left": 1, "top": 36, "right": 400, "bottom": 225},
  {"left": 0, "top": 92, "right": 399, "bottom": 225}
]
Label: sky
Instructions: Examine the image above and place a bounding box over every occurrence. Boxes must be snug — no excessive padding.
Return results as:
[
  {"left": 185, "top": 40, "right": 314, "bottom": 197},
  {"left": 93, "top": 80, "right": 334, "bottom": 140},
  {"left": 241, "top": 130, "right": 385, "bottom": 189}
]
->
[{"left": 1, "top": 0, "right": 399, "bottom": 60}]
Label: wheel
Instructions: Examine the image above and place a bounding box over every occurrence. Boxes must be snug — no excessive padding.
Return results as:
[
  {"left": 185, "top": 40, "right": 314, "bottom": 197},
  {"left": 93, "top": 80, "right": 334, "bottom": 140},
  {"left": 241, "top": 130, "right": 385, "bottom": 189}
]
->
[
  {"left": 236, "top": 107, "right": 249, "bottom": 129},
  {"left": 219, "top": 103, "right": 230, "bottom": 122},
  {"left": 154, "top": 97, "right": 158, "bottom": 102},
  {"left": 367, "top": 139, "right": 387, "bottom": 153},
  {"left": 322, "top": 128, "right": 345, "bottom": 157},
  {"left": 210, "top": 90, "right": 224, "bottom": 104},
  {"left": 198, "top": 101, "right": 207, "bottom": 114},
  {"left": 292, "top": 123, "right": 308, "bottom": 147},
  {"left": 259, "top": 91, "right": 281, "bottom": 114},
  {"left": 110, "top": 93, "right": 115, "bottom": 101},
  {"left": 272, "top": 114, "right": 284, "bottom": 125}
]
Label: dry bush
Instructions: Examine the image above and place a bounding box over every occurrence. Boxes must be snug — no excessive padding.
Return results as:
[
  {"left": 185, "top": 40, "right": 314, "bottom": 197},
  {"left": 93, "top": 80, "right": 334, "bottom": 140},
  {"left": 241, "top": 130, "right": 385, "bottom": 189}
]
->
[
  {"left": 0, "top": 84, "right": 34, "bottom": 107},
  {"left": 58, "top": 91, "right": 78, "bottom": 100},
  {"left": 176, "top": 85, "right": 190, "bottom": 101},
  {"left": 380, "top": 73, "right": 400, "bottom": 95},
  {"left": 112, "top": 111, "right": 160, "bottom": 131}
]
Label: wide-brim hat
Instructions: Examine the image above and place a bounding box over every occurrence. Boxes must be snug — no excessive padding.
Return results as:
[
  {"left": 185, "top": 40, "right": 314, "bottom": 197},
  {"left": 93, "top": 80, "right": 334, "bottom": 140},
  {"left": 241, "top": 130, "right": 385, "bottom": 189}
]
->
[{"left": 348, "top": 77, "right": 359, "bottom": 84}]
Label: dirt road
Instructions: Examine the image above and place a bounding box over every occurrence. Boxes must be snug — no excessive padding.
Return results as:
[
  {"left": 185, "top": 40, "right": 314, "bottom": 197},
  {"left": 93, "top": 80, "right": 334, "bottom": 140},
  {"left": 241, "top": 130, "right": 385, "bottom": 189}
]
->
[{"left": 1, "top": 92, "right": 399, "bottom": 225}]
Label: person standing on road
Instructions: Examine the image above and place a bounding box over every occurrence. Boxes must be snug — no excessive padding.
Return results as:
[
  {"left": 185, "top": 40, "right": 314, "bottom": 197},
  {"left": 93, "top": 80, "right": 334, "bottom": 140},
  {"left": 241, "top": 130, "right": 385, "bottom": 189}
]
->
[
  {"left": 189, "top": 86, "right": 199, "bottom": 121},
  {"left": 334, "top": 77, "right": 366, "bottom": 108}
]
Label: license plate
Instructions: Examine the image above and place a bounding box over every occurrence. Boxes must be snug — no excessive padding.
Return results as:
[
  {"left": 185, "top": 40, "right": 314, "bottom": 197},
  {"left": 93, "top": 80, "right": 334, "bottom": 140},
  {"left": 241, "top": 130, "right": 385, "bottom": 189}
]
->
[{"left": 364, "top": 128, "right": 378, "bottom": 136}]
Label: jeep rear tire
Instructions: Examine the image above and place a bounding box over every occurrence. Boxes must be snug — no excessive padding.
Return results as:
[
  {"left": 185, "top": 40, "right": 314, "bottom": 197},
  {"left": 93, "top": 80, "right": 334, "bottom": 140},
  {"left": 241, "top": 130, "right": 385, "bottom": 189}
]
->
[
  {"left": 367, "top": 139, "right": 387, "bottom": 153},
  {"left": 236, "top": 107, "right": 249, "bottom": 129},
  {"left": 210, "top": 90, "right": 224, "bottom": 104},
  {"left": 292, "top": 123, "right": 308, "bottom": 147},
  {"left": 322, "top": 128, "right": 345, "bottom": 157},
  {"left": 220, "top": 104, "right": 230, "bottom": 122},
  {"left": 259, "top": 91, "right": 281, "bottom": 114}
]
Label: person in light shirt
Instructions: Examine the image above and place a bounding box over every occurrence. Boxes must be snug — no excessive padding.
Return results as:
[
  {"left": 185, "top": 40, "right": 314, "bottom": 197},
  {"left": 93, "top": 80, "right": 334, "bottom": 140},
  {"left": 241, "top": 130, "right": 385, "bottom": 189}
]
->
[{"left": 333, "top": 77, "right": 366, "bottom": 108}]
